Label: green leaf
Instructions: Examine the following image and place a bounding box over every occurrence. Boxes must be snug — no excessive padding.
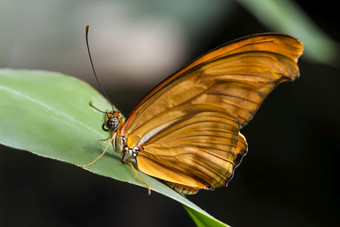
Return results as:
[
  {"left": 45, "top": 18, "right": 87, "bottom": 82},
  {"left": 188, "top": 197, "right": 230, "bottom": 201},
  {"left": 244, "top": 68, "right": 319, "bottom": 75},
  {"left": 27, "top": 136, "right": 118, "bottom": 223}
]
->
[
  {"left": 184, "top": 205, "right": 229, "bottom": 227},
  {"left": 0, "top": 68, "right": 229, "bottom": 227}
]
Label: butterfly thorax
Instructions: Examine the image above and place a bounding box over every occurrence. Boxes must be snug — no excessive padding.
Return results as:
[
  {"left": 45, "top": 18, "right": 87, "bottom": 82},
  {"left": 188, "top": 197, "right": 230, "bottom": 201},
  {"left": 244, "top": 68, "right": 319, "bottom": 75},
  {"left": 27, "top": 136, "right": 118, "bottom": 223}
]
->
[{"left": 114, "top": 134, "right": 141, "bottom": 161}]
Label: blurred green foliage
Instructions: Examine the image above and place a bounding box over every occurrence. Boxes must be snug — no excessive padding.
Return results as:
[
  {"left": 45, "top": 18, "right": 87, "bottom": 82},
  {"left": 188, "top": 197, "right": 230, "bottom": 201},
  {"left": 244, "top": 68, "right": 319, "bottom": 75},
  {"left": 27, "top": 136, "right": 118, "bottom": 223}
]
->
[{"left": 239, "top": 0, "right": 339, "bottom": 65}]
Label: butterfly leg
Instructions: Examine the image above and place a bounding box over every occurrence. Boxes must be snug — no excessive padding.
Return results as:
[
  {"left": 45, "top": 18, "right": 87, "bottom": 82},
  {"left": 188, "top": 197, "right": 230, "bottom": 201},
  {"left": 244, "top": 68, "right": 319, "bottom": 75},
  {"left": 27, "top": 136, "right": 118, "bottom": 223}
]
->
[
  {"left": 121, "top": 159, "right": 151, "bottom": 195},
  {"left": 97, "top": 136, "right": 116, "bottom": 152},
  {"left": 98, "top": 137, "right": 111, "bottom": 141},
  {"left": 82, "top": 134, "right": 115, "bottom": 168}
]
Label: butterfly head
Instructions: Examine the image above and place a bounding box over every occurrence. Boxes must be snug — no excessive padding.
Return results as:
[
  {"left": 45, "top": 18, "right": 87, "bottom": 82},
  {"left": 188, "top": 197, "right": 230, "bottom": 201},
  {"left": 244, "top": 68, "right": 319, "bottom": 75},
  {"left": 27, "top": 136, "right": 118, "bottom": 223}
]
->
[{"left": 89, "top": 101, "right": 122, "bottom": 133}]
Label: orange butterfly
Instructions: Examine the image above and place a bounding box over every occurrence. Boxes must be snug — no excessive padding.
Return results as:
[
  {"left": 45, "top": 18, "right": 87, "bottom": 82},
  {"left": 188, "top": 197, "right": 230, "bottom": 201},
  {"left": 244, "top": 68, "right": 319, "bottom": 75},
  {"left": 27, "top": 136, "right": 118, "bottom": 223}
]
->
[{"left": 84, "top": 31, "right": 303, "bottom": 195}]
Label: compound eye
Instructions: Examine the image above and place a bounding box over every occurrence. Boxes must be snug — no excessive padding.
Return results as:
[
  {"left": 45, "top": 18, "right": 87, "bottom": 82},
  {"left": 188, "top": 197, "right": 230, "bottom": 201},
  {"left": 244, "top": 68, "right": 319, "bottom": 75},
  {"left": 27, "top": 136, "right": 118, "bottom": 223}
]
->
[{"left": 106, "top": 117, "right": 120, "bottom": 131}]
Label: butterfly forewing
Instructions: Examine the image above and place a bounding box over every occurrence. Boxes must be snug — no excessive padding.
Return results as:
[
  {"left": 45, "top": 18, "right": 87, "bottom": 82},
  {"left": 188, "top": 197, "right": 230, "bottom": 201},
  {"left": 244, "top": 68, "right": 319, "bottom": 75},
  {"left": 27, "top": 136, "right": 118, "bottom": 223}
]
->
[{"left": 116, "top": 33, "right": 303, "bottom": 194}]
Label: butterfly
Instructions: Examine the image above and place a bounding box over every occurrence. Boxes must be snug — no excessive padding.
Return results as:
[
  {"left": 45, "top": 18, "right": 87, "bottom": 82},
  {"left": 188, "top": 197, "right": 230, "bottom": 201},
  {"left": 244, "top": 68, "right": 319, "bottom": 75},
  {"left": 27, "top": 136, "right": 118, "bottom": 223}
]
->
[{"left": 83, "top": 30, "right": 303, "bottom": 195}]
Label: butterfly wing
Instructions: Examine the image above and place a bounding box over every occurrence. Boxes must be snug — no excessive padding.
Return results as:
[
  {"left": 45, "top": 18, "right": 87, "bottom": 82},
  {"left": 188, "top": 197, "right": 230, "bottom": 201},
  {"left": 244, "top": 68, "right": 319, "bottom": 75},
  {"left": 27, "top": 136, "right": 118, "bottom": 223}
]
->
[{"left": 119, "top": 33, "right": 303, "bottom": 194}]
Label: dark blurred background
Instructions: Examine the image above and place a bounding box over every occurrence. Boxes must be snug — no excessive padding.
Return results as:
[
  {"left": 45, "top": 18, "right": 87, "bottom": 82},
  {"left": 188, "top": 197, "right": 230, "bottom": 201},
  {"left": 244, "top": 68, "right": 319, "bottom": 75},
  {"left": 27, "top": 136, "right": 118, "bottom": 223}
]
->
[{"left": 1, "top": 0, "right": 339, "bottom": 226}]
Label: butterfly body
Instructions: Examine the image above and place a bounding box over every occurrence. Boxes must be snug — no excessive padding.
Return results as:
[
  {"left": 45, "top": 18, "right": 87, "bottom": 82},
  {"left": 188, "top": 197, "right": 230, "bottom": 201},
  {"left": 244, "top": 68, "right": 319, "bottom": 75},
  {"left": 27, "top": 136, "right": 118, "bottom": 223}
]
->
[{"left": 94, "top": 33, "right": 303, "bottom": 195}]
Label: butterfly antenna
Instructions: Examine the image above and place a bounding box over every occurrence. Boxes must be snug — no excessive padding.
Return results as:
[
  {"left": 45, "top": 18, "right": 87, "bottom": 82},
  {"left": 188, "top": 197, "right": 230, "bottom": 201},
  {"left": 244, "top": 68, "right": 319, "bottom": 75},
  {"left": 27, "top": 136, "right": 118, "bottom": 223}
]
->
[
  {"left": 89, "top": 101, "right": 106, "bottom": 113},
  {"left": 85, "top": 24, "right": 114, "bottom": 111}
]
